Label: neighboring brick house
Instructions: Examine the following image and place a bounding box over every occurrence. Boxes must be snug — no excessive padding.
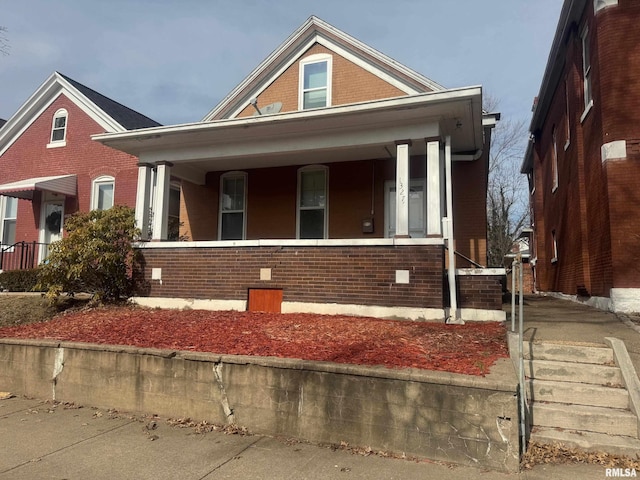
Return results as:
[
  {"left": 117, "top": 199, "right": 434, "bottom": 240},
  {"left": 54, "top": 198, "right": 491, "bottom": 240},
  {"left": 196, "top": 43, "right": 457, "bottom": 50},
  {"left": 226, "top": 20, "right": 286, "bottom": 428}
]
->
[
  {"left": 0, "top": 72, "right": 160, "bottom": 270},
  {"left": 96, "top": 16, "right": 505, "bottom": 322},
  {"left": 522, "top": 0, "right": 640, "bottom": 313}
]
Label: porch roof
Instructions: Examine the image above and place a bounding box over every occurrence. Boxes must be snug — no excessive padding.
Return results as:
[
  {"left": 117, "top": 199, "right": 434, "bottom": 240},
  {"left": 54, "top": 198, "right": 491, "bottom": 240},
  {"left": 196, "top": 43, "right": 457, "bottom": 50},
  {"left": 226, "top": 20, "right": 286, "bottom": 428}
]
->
[
  {"left": 93, "top": 87, "right": 484, "bottom": 185},
  {"left": 0, "top": 174, "right": 77, "bottom": 200}
]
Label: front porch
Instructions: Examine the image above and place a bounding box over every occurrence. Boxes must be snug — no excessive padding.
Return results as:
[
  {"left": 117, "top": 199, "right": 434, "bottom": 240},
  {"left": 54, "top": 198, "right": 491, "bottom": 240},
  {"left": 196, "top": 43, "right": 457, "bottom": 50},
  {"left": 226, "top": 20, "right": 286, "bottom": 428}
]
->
[{"left": 95, "top": 88, "right": 504, "bottom": 321}]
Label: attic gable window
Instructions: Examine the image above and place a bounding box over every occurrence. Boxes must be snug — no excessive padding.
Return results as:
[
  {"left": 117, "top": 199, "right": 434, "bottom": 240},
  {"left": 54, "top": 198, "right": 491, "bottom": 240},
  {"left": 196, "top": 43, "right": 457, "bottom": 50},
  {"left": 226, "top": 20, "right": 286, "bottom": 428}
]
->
[
  {"left": 48, "top": 109, "right": 68, "bottom": 148},
  {"left": 299, "top": 54, "right": 332, "bottom": 110}
]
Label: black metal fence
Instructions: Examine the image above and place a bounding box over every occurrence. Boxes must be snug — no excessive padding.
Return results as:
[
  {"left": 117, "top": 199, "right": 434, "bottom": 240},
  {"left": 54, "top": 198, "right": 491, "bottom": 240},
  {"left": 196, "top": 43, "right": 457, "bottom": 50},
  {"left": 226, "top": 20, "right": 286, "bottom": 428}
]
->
[{"left": 0, "top": 241, "right": 48, "bottom": 271}]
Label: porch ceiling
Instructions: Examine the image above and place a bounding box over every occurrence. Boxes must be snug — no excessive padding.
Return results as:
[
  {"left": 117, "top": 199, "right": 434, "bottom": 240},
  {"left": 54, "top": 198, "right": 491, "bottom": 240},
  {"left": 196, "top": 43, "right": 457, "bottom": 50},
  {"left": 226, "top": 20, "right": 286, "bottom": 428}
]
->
[{"left": 94, "top": 87, "right": 483, "bottom": 185}]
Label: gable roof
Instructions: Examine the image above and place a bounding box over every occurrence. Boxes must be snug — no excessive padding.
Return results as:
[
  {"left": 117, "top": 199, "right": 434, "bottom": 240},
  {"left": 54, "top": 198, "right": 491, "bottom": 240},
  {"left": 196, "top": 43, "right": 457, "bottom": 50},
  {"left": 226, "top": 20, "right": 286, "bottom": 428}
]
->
[
  {"left": 58, "top": 73, "right": 161, "bottom": 130},
  {"left": 0, "top": 71, "right": 161, "bottom": 156},
  {"left": 203, "top": 16, "right": 445, "bottom": 121}
]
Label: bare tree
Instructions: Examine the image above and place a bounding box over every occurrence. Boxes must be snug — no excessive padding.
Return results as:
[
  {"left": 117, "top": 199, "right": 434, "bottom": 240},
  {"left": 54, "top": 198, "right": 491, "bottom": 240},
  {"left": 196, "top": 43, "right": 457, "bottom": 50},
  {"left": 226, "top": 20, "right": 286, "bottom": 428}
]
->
[
  {"left": 485, "top": 95, "right": 530, "bottom": 267},
  {"left": 0, "top": 26, "right": 9, "bottom": 56}
]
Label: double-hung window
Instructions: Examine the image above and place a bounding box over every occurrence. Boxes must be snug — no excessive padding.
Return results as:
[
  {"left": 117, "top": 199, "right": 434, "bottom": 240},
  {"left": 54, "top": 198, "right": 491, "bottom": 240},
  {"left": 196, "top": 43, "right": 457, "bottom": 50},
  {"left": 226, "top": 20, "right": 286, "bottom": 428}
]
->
[
  {"left": 91, "top": 176, "right": 115, "bottom": 210},
  {"left": 48, "top": 109, "right": 68, "bottom": 147},
  {"left": 299, "top": 54, "right": 332, "bottom": 110},
  {"left": 219, "top": 172, "right": 246, "bottom": 241},
  {"left": 297, "top": 166, "right": 327, "bottom": 239},
  {"left": 0, "top": 196, "right": 17, "bottom": 247}
]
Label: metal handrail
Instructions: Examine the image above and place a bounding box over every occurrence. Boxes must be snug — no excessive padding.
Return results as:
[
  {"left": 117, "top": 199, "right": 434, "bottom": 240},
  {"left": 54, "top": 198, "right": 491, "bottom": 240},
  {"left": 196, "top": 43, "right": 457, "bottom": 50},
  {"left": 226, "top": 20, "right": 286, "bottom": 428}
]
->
[
  {"left": 444, "top": 245, "right": 485, "bottom": 268},
  {"left": 510, "top": 256, "right": 526, "bottom": 458},
  {"left": 0, "top": 241, "right": 48, "bottom": 271}
]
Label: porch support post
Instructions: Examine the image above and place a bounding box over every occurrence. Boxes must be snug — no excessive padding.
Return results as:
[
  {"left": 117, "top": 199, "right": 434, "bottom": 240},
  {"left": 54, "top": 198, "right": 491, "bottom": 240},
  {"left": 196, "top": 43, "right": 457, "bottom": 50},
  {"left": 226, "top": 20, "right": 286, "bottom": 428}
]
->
[
  {"left": 444, "top": 135, "right": 461, "bottom": 323},
  {"left": 426, "top": 140, "right": 441, "bottom": 236},
  {"left": 152, "top": 161, "right": 172, "bottom": 241},
  {"left": 395, "top": 140, "right": 411, "bottom": 237},
  {"left": 135, "top": 163, "right": 153, "bottom": 240}
]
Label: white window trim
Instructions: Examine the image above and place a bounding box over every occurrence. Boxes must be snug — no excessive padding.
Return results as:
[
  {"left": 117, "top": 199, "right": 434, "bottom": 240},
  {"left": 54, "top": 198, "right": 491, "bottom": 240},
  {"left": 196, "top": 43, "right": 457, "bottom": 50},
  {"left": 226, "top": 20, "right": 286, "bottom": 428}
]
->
[
  {"left": 384, "top": 179, "right": 427, "bottom": 238},
  {"left": 551, "top": 230, "right": 558, "bottom": 264},
  {"left": 0, "top": 195, "right": 17, "bottom": 250},
  {"left": 581, "top": 24, "right": 592, "bottom": 114},
  {"left": 47, "top": 108, "right": 68, "bottom": 148},
  {"left": 218, "top": 171, "right": 247, "bottom": 241},
  {"left": 91, "top": 175, "right": 115, "bottom": 211},
  {"left": 296, "top": 165, "right": 329, "bottom": 239},
  {"left": 298, "top": 53, "right": 333, "bottom": 111},
  {"left": 528, "top": 172, "right": 536, "bottom": 196}
]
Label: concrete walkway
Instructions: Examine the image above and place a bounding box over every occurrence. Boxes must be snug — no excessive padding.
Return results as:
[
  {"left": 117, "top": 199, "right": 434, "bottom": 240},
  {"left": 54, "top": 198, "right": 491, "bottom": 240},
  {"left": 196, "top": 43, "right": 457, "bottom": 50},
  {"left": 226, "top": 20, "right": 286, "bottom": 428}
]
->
[
  {"left": 511, "top": 294, "right": 640, "bottom": 373},
  {"left": 1, "top": 294, "right": 637, "bottom": 479},
  {"left": 0, "top": 396, "right": 611, "bottom": 480}
]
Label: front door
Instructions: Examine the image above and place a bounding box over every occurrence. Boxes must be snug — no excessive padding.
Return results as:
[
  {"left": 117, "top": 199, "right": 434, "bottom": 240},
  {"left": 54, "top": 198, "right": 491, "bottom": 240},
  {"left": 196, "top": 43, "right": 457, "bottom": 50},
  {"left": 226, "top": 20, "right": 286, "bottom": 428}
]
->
[
  {"left": 40, "top": 200, "right": 63, "bottom": 263},
  {"left": 384, "top": 179, "right": 427, "bottom": 238}
]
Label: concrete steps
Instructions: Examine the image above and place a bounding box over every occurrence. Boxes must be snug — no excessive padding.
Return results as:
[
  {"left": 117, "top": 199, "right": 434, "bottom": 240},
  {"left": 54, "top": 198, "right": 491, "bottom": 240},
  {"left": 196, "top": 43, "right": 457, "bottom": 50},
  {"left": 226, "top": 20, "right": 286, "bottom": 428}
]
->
[
  {"left": 531, "top": 427, "right": 640, "bottom": 458},
  {"left": 529, "top": 378, "right": 629, "bottom": 409},
  {"left": 511, "top": 337, "right": 640, "bottom": 455},
  {"left": 532, "top": 402, "right": 637, "bottom": 437}
]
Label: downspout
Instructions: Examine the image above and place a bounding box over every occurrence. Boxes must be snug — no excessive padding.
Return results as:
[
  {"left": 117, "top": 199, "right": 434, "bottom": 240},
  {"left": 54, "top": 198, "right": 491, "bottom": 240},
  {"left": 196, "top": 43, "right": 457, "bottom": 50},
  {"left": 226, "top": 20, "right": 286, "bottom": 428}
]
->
[{"left": 444, "top": 135, "right": 463, "bottom": 324}]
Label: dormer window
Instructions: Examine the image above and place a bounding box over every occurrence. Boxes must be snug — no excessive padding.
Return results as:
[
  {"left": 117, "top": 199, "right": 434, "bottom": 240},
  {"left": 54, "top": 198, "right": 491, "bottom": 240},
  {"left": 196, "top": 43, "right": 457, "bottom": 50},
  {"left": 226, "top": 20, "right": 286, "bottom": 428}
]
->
[
  {"left": 299, "top": 54, "right": 332, "bottom": 110},
  {"left": 48, "top": 109, "right": 68, "bottom": 147}
]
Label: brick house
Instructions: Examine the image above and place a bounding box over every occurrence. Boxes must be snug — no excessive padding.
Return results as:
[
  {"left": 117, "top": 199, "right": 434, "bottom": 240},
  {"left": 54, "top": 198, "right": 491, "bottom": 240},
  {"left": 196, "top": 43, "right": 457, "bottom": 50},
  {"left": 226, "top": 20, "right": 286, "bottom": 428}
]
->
[
  {"left": 0, "top": 72, "right": 160, "bottom": 270},
  {"left": 522, "top": 0, "right": 640, "bottom": 313},
  {"left": 95, "top": 16, "right": 505, "bottom": 322}
]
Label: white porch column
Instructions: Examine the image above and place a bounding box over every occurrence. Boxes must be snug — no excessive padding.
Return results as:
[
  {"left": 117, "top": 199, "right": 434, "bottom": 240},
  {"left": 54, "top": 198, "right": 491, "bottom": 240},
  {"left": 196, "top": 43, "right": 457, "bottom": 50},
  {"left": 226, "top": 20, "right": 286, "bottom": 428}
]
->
[
  {"left": 395, "top": 140, "right": 411, "bottom": 237},
  {"left": 152, "top": 161, "right": 172, "bottom": 241},
  {"left": 444, "top": 135, "right": 461, "bottom": 323},
  {"left": 135, "top": 163, "right": 153, "bottom": 240},
  {"left": 426, "top": 140, "right": 441, "bottom": 236}
]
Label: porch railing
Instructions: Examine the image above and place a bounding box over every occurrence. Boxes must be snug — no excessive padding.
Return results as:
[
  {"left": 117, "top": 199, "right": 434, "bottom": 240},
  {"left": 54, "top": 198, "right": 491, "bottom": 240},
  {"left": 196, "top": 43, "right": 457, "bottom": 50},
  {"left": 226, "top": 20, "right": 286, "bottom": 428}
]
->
[
  {"left": 0, "top": 241, "right": 48, "bottom": 271},
  {"left": 510, "top": 256, "right": 527, "bottom": 457}
]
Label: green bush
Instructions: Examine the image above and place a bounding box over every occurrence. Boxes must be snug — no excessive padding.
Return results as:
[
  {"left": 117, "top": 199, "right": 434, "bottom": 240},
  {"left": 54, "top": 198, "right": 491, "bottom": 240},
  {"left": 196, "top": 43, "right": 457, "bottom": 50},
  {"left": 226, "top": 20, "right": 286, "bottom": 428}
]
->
[
  {"left": 36, "top": 205, "right": 140, "bottom": 303},
  {"left": 0, "top": 268, "right": 43, "bottom": 292}
]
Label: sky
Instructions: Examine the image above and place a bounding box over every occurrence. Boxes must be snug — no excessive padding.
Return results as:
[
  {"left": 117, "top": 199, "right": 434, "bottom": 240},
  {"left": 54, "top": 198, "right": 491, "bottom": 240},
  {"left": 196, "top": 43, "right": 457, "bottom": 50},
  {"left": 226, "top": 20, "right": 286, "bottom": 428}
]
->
[{"left": 0, "top": 0, "right": 562, "bottom": 128}]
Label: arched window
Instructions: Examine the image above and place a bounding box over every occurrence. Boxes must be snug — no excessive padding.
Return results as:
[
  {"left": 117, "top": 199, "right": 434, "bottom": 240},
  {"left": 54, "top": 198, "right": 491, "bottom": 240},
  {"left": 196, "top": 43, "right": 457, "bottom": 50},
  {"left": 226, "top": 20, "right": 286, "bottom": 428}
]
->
[
  {"left": 49, "top": 109, "right": 68, "bottom": 146},
  {"left": 91, "top": 175, "right": 115, "bottom": 210}
]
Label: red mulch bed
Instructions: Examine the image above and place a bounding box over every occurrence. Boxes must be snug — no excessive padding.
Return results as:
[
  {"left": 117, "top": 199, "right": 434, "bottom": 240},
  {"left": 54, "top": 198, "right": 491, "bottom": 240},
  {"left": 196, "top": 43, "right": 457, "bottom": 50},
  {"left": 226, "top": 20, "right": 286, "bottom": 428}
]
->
[{"left": 0, "top": 307, "right": 509, "bottom": 376}]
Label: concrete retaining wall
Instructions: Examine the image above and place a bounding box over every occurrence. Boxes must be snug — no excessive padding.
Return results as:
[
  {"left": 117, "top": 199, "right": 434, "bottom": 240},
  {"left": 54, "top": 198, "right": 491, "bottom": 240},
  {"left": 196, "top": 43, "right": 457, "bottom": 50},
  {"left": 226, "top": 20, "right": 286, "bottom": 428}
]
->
[{"left": 0, "top": 339, "right": 519, "bottom": 472}]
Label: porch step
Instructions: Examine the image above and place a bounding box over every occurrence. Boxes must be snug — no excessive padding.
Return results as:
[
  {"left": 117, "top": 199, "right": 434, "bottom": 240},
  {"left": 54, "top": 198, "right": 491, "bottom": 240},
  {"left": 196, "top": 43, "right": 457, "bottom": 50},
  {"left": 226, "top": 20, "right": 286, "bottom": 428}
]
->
[
  {"left": 526, "top": 359, "right": 624, "bottom": 386},
  {"left": 532, "top": 403, "right": 637, "bottom": 438},
  {"left": 530, "top": 427, "right": 640, "bottom": 458},
  {"left": 529, "top": 379, "right": 629, "bottom": 409},
  {"left": 524, "top": 342, "right": 614, "bottom": 365}
]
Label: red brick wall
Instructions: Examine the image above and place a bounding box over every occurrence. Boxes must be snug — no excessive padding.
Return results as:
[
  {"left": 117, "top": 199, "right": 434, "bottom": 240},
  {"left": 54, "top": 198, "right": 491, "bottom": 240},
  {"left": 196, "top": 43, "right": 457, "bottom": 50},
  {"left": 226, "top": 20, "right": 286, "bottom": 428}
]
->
[
  {"left": 136, "top": 245, "right": 445, "bottom": 309},
  {"left": 456, "top": 275, "right": 503, "bottom": 311},
  {"left": 529, "top": 1, "right": 640, "bottom": 296},
  {"left": 0, "top": 95, "right": 140, "bottom": 244}
]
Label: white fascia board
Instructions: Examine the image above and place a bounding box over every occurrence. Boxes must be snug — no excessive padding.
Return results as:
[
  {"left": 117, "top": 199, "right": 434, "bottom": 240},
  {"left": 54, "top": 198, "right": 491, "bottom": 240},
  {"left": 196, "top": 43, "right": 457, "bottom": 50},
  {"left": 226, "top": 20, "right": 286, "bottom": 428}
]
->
[
  {"left": 226, "top": 34, "right": 423, "bottom": 120},
  {"left": 203, "top": 16, "right": 444, "bottom": 121},
  {"left": 95, "top": 86, "right": 481, "bottom": 149},
  {"left": 138, "top": 121, "right": 440, "bottom": 164},
  {"left": 55, "top": 73, "right": 126, "bottom": 133},
  {"left": 0, "top": 73, "right": 125, "bottom": 157}
]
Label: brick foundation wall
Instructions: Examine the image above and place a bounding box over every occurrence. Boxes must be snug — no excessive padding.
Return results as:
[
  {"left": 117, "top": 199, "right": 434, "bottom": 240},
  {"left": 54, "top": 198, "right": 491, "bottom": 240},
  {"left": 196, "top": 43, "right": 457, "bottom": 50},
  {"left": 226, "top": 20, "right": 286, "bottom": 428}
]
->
[
  {"left": 136, "top": 244, "right": 445, "bottom": 309},
  {"left": 456, "top": 274, "right": 504, "bottom": 311}
]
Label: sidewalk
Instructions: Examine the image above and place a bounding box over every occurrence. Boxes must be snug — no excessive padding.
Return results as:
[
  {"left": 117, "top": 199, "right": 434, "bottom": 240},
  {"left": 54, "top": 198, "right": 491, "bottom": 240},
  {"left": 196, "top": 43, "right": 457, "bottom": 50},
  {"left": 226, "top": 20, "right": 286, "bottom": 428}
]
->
[{"left": 0, "top": 396, "right": 610, "bottom": 480}]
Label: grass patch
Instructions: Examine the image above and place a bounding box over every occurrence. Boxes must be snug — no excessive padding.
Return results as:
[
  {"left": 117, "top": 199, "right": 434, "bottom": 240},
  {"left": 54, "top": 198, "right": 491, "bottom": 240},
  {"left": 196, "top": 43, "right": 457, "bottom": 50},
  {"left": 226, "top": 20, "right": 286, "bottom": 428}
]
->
[{"left": 0, "top": 295, "right": 89, "bottom": 328}]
